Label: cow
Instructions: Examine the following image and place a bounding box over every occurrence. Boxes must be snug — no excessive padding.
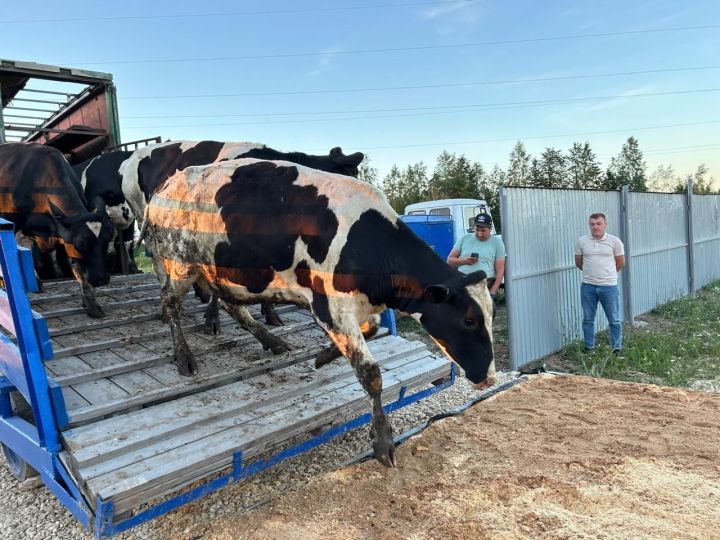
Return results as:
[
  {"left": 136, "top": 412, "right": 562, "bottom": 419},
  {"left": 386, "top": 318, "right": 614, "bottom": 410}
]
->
[
  {"left": 143, "top": 158, "right": 495, "bottom": 467},
  {"left": 0, "top": 143, "right": 115, "bottom": 317},
  {"left": 119, "top": 140, "right": 365, "bottom": 330},
  {"left": 73, "top": 150, "right": 139, "bottom": 274}
]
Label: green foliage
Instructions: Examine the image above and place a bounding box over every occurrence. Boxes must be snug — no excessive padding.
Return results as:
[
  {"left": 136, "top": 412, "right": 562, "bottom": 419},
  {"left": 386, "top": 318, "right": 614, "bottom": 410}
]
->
[
  {"left": 428, "top": 151, "right": 482, "bottom": 200},
  {"left": 601, "top": 136, "right": 648, "bottom": 191},
  {"left": 672, "top": 164, "right": 718, "bottom": 194},
  {"left": 559, "top": 281, "right": 720, "bottom": 387},
  {"left": 381, "top": 162, "right": 428, "bottom": 213},
  {"left": 566, "top": 142, "right": 602, "bottom": 189},
  {"left": 506, "top": 141, "right": 531, "bottom": 186},
  {"left": 357, "top": 154, "right": 379, "bottom": 186}
]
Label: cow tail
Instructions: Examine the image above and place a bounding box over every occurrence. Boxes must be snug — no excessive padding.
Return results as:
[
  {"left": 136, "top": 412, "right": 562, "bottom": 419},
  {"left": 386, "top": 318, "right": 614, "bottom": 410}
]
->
[{"left": 137, "top": 205, "right": 150, "bottom": 243}]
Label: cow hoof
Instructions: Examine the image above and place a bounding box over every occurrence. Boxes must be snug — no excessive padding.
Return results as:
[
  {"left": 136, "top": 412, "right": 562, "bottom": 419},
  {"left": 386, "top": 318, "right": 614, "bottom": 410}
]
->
[
  {"left": 86, "top": 305, "right": 105, "bottom": 318},
  {"left": 265, "top": 314, "right": 284, "bottom": 327},
  {"left": 128, "top": 264, "right": 143, "bottom": 275},
  {"left": 203, "top": 318, "right": 221, "bottom": 335},
  {"left": 372, "top": 418, "right": 395, "bottom": 467},
  {"left": 373, "top": 439, "right": 396, "bottom": 468},
  {"left": 175, "top": 347, "right": 198, "bottom": 376},
  {"left": 315, "top": 348, "right": 339, "bottom": 369},
  {"left": 271, "top": 340, "right": 294, "bottom": 354}
]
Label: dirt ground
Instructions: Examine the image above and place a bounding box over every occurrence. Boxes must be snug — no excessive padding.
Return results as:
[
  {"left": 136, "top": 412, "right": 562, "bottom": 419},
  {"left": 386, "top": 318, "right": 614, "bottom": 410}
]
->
[{"left": 181, "top": 375, "right": 720, "bottom": 540}]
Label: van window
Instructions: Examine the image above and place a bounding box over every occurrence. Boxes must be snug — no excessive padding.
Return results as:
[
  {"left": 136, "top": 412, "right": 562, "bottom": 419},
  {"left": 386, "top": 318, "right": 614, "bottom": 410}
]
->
[
  {"left": 407, "top": 210, "right": 426, "bottom": 215},
  {"left": 429, "top": 207, "right": 450, "bottom": 216}
]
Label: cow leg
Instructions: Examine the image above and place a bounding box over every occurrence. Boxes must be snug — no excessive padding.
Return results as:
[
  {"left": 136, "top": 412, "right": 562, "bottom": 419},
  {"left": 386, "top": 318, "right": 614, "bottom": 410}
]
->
[
  {"left": 261, "top": 301, "right": 284, "bottom": 327},
  {"left": 161, "top": 276, "right": 197, "bottom": 376},
  {"left": 324, "top": 324, "right": 394, "bottom": 467},
  {"left": 219, "top": 299, "right": 294, "bottom": 354},
  {"left": 203, "top": 294, "right": 221, "bottom": 335},
  {"left": 193, "top": 282, "right": 212, "bottom": 303},
  {"left": 315, "top": 314, "right": 380, "bottom": 369},
  {"left": 70, "top": 264, "right": 104, "bottom": 318}
]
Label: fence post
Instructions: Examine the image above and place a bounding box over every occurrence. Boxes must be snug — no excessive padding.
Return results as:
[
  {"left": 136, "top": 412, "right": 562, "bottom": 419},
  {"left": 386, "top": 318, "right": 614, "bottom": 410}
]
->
[
  {"left": 499, "top": 186, "right": 518, "bottom": 370},
  {"left": 687, "top": 178, "right": 696, "bottom": 296},
  {"left": 620, "top": 186, "right": 634, "bottom": 323}
]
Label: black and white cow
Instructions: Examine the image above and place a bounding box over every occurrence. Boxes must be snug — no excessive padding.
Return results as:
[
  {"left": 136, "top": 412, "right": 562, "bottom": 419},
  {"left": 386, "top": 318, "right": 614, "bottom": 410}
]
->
[
  {"left": 144, "top": 158, "right": 495, "bottom": 467},
  {"left": 0, "top": 143, "right": 115, "bottom": 316},
  {"left": 73, "top": 151, "right": 138, "bottom": 274},
  {"left": 119, "top": 140, "right": 365, "bottom": 329}
]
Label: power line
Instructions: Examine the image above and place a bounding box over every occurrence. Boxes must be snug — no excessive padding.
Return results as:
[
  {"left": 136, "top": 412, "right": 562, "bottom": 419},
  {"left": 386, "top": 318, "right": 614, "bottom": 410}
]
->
[
  {"left": 120, "top": 88, "right": 720, "bottom": 126},
  {"left": 74, "top": 24, "right": 720, "bottom": 65},
  {"left": 3, "top": 0, "right": 473, "bottom": 23},
  {"left": 118, "top": 64, "right": 720, "bottom": 100},
  {"left": 321, "top": 120, "right": 720, "bottom": 152}
]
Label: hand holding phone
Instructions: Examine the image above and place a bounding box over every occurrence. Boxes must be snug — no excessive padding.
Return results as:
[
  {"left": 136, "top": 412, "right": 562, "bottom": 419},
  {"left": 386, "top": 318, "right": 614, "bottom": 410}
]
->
[{"left": 470, "top": 252, "right": 479, "bottom": 260}]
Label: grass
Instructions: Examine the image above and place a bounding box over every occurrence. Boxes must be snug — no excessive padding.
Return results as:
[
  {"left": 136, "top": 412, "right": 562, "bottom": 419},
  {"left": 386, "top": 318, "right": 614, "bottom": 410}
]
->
[
  {"left": 133, "top": 242, "right": 155, "bottom": 273},
  {"left": 553, "top": 280, "right": 720, "bottom": 388}
]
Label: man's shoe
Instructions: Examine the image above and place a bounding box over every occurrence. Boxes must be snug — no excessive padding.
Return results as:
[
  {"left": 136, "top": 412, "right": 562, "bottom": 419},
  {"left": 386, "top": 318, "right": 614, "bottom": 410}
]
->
[
  {"left": 583, "top": 347, "right": 594, "bottom": 353},
  {"left": 612, "top": 349, "right": 623, "bottom": 356}
]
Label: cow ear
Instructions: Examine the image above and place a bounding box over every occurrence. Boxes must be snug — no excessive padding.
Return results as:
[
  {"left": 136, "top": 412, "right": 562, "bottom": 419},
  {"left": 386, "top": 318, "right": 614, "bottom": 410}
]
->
[
  {"left": 329, "top": 147, "right": 343, "bottom": 158},
  {"left": 348, "top": 152, "right": 365, "bottom": 166},
  {"left": 462, "top": 270, "right": 488, "bottom": 286},
  {"left": 423, "top": 284, "right": 450, "bottom": 304}
]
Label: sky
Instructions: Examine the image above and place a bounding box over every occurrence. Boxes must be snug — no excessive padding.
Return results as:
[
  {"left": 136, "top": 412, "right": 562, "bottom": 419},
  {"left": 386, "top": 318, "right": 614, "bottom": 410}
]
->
[{"left": 2, "top": 0, "right": 719, "bottom": 186}]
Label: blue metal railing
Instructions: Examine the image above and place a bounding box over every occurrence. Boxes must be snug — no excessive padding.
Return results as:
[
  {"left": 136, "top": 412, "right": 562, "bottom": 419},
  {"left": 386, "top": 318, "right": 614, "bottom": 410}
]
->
[{"left": 0, "top": 218, "right": 91, "bottom": 527}]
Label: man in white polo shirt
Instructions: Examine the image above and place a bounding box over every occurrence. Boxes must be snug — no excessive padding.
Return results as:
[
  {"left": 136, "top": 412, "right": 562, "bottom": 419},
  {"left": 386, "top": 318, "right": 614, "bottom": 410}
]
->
[{"left": 575, "top": 213, "right": 625, "bottom": 353}]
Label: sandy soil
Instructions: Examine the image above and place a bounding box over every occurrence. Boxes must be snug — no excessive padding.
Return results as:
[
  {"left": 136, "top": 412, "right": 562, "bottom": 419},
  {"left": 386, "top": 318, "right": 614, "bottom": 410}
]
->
[{"left": 184, "top": 375, "right": 720, "bottom": 540}]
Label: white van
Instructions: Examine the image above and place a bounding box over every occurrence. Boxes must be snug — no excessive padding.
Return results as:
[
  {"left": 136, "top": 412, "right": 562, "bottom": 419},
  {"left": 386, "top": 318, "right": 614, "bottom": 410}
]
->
[{"left": 403, "top": 198, "right": 495, "bottom": 242}]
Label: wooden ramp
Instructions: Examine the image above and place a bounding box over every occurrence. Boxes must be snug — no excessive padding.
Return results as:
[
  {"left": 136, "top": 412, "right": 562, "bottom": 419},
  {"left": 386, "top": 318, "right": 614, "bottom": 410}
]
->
[{"left": 29, "top": 273, "right": 452, "bottom": 518}]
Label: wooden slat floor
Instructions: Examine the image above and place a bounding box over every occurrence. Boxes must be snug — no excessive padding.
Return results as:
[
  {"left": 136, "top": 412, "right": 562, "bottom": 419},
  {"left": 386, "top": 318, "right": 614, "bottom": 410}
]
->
[{"left": 28, "top": 273, "right": 451, "bottom": 518}]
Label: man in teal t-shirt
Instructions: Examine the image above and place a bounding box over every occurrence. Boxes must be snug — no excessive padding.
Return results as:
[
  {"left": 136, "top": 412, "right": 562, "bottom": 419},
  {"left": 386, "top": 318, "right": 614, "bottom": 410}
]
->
[{"left": 447, "top": 213, "right": 506, "bottom": 297}]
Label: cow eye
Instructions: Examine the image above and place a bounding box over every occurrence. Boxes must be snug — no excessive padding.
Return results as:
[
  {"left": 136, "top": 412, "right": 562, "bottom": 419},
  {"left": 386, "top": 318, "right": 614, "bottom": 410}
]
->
[{"left": 464, "top": 318, "right": 475, "bottom": 328}]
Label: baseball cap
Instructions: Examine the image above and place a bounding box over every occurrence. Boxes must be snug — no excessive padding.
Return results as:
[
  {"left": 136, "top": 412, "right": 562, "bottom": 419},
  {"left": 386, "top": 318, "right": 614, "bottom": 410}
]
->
[{"left": 474, "top": 214, "right": 493, "bottom": 228}]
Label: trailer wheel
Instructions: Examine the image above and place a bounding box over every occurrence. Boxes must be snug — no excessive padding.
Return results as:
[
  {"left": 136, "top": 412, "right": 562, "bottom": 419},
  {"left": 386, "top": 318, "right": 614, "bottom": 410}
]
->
[{"left": 1, "top": 443, "right": 35, "bottom": 482}]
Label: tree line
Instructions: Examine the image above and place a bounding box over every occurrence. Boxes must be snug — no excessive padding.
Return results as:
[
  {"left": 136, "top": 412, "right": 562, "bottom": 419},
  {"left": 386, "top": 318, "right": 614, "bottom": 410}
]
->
[{"left": 358, "top": 136, "right": 718, "bottom": 231}]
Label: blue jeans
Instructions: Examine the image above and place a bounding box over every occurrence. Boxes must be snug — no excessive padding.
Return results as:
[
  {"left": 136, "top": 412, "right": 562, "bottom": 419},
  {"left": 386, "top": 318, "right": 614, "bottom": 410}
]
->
[{"left": 581, "top": 283, "right": 622, "bottom": 350}]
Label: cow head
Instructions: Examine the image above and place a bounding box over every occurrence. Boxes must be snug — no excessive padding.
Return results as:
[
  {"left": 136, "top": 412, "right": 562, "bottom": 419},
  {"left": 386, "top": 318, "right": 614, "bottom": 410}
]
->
[
  {"left": 418, "top": 270, "right": 495, "bottom": 388},
  {"left": 329, "top": 147, "right": 365, "bottom": 177},
  {"left": 49, "top": 200, "right": 114, "bottom": 287}
]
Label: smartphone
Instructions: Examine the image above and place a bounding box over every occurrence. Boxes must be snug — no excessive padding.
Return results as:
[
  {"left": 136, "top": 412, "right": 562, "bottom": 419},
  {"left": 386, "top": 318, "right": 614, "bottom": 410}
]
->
[{"left": 470, "top": 252, "right": 479, "bottom": 259}]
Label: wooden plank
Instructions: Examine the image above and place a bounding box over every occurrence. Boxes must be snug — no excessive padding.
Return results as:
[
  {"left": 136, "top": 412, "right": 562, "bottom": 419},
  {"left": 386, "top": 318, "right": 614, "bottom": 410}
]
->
[
  {"left": 30, "top": 282, "right": 160, "bottom": 305},
  {"left": 62, "top": 335, "right": 405, "bottom": 459},
  {"left": 80, "top": 352, "right": 442, "bottom": 485},
  {"left": 105, "top": 365, "right": 451, "bottom": 516},
  {"left": 93, "top": 354, "right": 446, "bottom": 505},
  {"left": 63, "top": 325, "right": 400, "bottom": 426},
  {"left": 52, "top": 318, "right": 319, "bottom": 387},
  {"left": 61, "top": 386, "right": 91, "bottom": 411},
  {"left": 71, "top": 378, "right": 129, "bottom": 406}
]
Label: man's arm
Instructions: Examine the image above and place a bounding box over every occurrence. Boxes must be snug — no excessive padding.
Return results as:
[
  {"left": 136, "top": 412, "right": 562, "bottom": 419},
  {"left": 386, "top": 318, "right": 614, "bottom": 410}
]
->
[
  {"left": 615, "top": 255, "right": 625, "bottom": 271},
  {"left": 491, "top": 257, "right": 505, "bottom": 295},
  {"left": 575, "top": 254, "right": 583, "bottom": 270},
  {"left": 447, "top": 248, "right": 473, "bottom": 268}
]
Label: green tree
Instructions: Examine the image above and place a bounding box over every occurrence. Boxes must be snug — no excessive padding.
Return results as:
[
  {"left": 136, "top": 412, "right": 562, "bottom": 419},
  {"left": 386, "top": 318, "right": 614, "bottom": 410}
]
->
[
  {"left": 529, "top": 158, "right": 543, "bottom": 187},
  {"left": 381, "top": 165, "right": 404, "bottom": 212},
  {"left": 537, "top": 147, "right": 566, "bottom": 188},
  {"left": 429, "top": 151, "right": 482, "bottom": 199},
  {"left": 567, "top": 142, "right": 601, "bottom": 189},
  {"left": 604, "top": 136, "right": 648, "bottom": 191},
  {"left": 357, "top": 155, "right": 379, "bottom": 186},
  {"left": 648, "top": 164, "right": 678, "bottom": 192},
  {"left": 480, "top": 164, "right": 505, "bottom": 231},
  {"left": 397, "top": 161, "right": 429, "bottom": 209},
  {"left": 673, "top": 164, "right": 717, "bottom": 194},
  {"left": 506, "top": 141, "right": 532, "bottom": 186}
]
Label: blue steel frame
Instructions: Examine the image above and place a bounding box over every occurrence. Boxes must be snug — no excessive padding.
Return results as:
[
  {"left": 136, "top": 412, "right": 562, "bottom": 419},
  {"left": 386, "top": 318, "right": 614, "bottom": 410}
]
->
[
  {"left": 0, "top": 218, "right": 456, "bottom": 538},
  {"left": 0, "top": 219, "right": 92, "bottom": 527}
]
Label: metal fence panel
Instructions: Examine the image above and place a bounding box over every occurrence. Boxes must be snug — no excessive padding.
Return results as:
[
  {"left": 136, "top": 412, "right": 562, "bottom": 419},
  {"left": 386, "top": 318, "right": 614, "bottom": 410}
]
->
[
  {"left": 501, "top": 187, "right": 621, "bottom": 369},
  {"left": 628, "top": 192, "right": 689, "bottom": 316},
  {"left": 501, "top": 187, "right": 720, "bottom": 370},
  {"left": 693, "top": 194, "right": 720, "bottom": 289}
]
